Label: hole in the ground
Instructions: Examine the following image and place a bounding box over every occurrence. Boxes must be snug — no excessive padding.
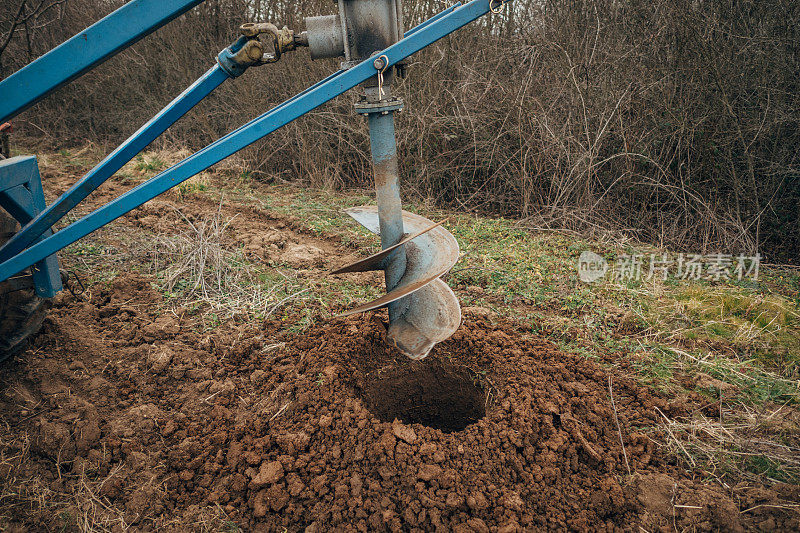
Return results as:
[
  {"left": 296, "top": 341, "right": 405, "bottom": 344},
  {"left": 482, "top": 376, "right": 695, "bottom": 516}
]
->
[{"left": 360, "top": 360, "right": 487, "bottom": 432}]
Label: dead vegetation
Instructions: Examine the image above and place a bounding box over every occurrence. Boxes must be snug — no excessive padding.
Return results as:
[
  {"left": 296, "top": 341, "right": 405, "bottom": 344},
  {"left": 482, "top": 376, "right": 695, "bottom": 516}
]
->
[
  {"left": 148, "top": 201, "right": 299, "bottom": 319},
  {"left": 3, "top": 0, "right": 798, "bottom": 261},
  {"left": 0, "top": 422, "right": 128, "bottom": 532},
  {"left": 657, "top": 403, "right": 800, "bottom": 488}
]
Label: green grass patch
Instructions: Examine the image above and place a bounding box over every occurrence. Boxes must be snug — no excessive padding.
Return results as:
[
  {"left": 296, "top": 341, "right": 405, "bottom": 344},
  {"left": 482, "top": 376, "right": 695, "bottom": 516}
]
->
[{"left": 133, "top": 153, "right": 166, "bottom": 173}]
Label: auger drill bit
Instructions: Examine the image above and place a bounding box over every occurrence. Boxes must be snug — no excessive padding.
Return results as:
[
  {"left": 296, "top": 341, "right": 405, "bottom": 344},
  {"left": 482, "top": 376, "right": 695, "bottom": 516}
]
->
[{"left": 333, "top": 85, "right": 461, "bottom": 360}]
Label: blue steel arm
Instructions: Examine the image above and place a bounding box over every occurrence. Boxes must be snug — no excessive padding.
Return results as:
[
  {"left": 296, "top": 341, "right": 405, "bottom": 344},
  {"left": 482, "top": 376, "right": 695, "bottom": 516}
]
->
[
  {"left": 403, "top": 2, "right": 462, "bottom": 36},
  {"left": 0, "top": 65, "right": 230, "bottom": 263},
  {"left": 0, "top": 0, "right": 506, "bottom": 282},
  {"left": 0, "top": 0, "right": 205, "bottom": 123}
]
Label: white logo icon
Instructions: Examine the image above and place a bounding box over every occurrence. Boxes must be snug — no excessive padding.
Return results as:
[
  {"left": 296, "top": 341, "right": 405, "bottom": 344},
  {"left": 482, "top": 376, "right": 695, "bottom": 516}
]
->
[{"left": 578, "top": 251, "right": 607, "bottom": 283}]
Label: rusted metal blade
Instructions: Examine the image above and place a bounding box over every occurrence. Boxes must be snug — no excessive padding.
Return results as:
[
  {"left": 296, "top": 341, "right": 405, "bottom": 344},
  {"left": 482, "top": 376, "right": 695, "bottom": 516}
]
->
[
  {"left": 387, "top": 277, "right": 461, "bottom": 359},
  {"left": 330, "top": 219, "right": 445, "bottom": 274},
  {"left": 338, "top": 206, "right": 459, "bottom": 316}
]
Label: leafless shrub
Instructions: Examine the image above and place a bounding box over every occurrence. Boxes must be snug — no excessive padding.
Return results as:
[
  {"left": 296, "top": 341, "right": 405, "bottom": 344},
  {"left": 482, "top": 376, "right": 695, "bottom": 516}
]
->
[{"left": 4, "top": 0, "right": 799, "bottom": 260}]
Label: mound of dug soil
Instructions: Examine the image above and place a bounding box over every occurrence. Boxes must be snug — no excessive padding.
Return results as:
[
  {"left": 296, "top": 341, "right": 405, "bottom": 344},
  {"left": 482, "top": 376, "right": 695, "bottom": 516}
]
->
[{"left": 1, "top": 275, "right": 798, "bottom": 531}]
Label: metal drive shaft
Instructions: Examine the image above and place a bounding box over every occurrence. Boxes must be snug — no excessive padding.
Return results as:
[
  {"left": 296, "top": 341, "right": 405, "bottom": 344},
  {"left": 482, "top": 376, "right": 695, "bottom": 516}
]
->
[{"left": 367, "top": 107, "right": 406, "bottom": 323}]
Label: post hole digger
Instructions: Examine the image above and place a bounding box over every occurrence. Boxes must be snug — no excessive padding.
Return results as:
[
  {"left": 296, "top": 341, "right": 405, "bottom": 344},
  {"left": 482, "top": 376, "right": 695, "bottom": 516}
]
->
[{"left": 0, "top": 0, "right": 512, "bottom": 361}]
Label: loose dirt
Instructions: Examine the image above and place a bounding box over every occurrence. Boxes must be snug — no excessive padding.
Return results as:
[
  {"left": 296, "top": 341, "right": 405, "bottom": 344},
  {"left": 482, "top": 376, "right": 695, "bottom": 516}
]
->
[
  {"left": 0, "top": 168, "right": 798, "bottom": 531},
  {"left": 1, "top": 274, "right": 798, "bottom": 531}
]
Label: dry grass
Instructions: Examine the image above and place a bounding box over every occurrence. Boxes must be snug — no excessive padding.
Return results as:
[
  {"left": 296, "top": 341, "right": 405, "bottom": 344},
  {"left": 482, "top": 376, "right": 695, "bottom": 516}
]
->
[
  {"left": 0, "top": 423, "right": 128, "bottom": 532},
  {"left": 657, "top": 402, "right": 800, "bottom": 487},
  {"left": 646, "top": 342, "right": 800, "bottom": 486},
  {"left": 148, "top": 201, "right": 307, "bottom": 321},
  {"left": 651, "top": 287, "right": 800, "bottom": 354},
  {"left": 153, "top": 503, "right": 243, "bottom": 532},
  {"left": 70, "top": 466, "right": 129, "bottom": 532}
]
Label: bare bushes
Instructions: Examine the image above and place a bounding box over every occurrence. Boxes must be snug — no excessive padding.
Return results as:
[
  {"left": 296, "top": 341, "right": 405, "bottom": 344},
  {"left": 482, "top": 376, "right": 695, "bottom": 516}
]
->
[
  {"left": 399, "top": 0, "right": 799, "bottom": 257},
  {"left": 4, "top": 0, "right": 799, "bottom": 260}
]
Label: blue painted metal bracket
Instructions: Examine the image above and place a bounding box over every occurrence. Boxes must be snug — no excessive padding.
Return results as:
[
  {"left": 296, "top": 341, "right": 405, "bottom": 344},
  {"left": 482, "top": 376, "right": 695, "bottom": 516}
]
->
[
  {"left": 0, "top": 0, "right": 506, "bottom": 283},
  {"left": 0, "top": 0, "right": 204, "bottom": 123},
  {"left": 0, "top": 157, "right": 62, "bottom": 297}
]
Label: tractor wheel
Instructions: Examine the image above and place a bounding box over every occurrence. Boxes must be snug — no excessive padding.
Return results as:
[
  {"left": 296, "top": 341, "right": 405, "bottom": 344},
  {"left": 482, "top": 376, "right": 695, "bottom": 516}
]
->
[{"left": 0, "top": 208, "right": 51, "bottom": 362}]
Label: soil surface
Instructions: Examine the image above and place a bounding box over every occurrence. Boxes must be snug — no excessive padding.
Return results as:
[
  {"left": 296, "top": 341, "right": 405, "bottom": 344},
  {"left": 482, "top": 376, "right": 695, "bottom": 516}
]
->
[{"left": 1, "top": 170, "right": 799, "bottom": 531}]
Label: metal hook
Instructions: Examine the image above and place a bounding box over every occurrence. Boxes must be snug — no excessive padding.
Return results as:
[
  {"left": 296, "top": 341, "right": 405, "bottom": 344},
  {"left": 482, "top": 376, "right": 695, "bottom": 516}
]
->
[
  {"left": 489, "top": 0, "right": 506, "bottom": 14},
  {"left": 373, "top": 54, "right": 390, "bottom": 99}
]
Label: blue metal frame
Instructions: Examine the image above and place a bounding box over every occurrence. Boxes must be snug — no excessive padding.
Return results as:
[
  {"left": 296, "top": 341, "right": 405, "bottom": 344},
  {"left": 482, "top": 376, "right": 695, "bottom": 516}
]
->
[
  {"left": 0, "top": 0, "right": 204, "bottom": 123},
  {"left": 0, "top": 157, "right": 62, "bottom": 297},
  {"left": 0, "top": 0, "right": 503, "bottom": 286},
  {"left": 0, "top": 65, "right": 230, "bottom": 262}
]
